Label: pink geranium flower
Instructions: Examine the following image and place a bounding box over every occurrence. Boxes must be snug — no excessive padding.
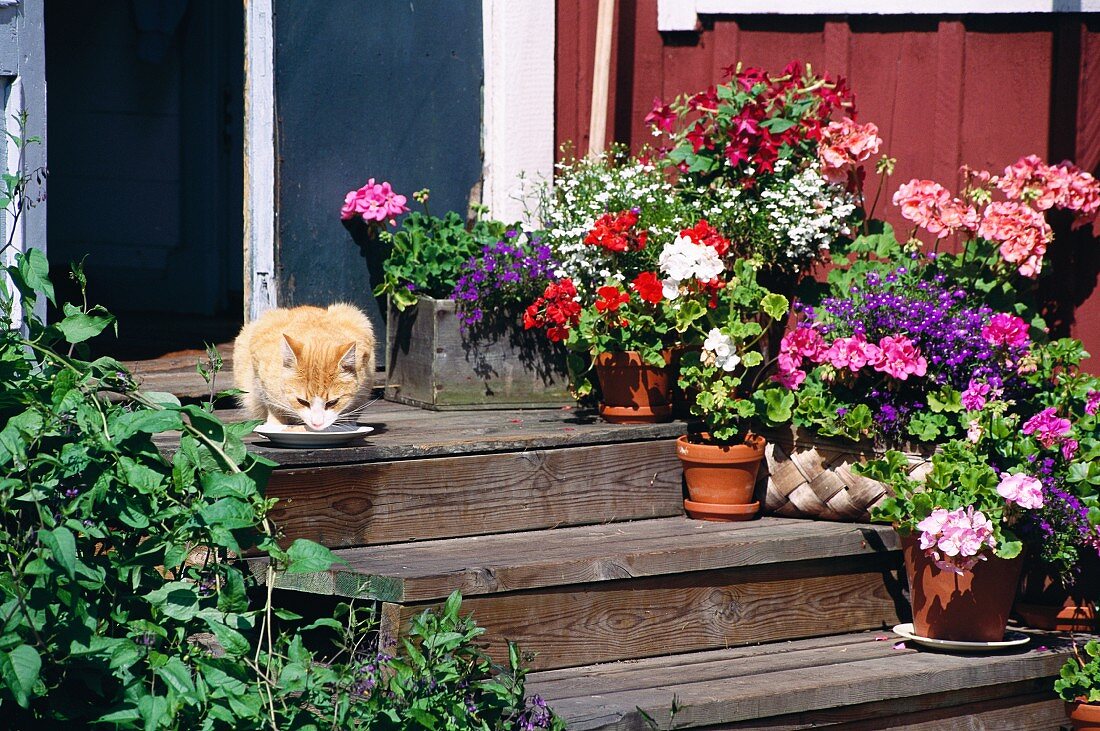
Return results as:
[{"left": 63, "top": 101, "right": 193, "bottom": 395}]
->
[
  {"left": 818, "top": 118, "right": 882, "bottom": 184},
  {"left": 823, "top": 334, "right": 879, "bottom": 372},
  {"left": 996, "top": 473, "right": 1044, "bottom": 510},
  {"left": 978, "top": 201, "right": 1052, "bottom": 278},
  {"left": 997, "top": 154, "right": 1100, "bottom": 226},
  {"left": 892, "top": 179, "right": 978, "bottom": 239},
  {"left": 1086, "top": 390, "right": 1100, "bottom": 416},
  {"left": 1022, "top": 407, "right": 1073, "bottom": 449},
  {"left": 917, "top": 506, "right": 997, "bottom": 575},
  {"left": 340, "top": 178, "right": 409, "bottom": 224},
  {"left": 981, "top": 313, "right": 1030, "bottom": 349},
  {"left": 871, "top": 335, "right": 927, "bottom": 380},
  {"left": 961, "top": 379, "right": 992, "bottom": 411}
]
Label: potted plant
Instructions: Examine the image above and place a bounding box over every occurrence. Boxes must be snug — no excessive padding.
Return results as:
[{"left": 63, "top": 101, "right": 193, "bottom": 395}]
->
[
  {"left": 1057, "top": 640, "right": 1100, "bottom": 731},
  {"left": 339, "top": 177, "right": 411, "bottom": 318},
  {"left": 673, "top": 255, "right": 789, "bottom": 520}
]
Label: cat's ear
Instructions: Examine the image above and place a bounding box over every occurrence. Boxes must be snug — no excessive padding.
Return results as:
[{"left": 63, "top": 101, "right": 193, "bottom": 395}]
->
[
  {"left": 282, "top": 334, "right": 304, "bottom": 368},
  {"left": 338, "top": 342, "right": 357, "bottom": 374}
]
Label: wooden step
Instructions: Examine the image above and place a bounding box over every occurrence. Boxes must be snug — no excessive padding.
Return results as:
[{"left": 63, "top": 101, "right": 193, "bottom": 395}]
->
[
  {"left": 263, "top": 517, "right": 905, "bottom": 670},
  {"left": 528, "top": 630, "right": 1082, "bottom": 730},
  {"left": 166, "top": 402, "right": 688, "bottom": 548}
]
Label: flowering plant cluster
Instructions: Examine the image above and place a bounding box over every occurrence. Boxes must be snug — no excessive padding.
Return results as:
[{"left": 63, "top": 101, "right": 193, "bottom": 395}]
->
[
  {"left": 540, "top": 146, "right": 692, "bottom": 296},
  {"left": 649, "top": 61, "right": 880, "bottom": 274},
  {"left": 765, "top": 265, "right": 1030, "bottom": 444},
  {"left": 340, "top": 177, "right": 409, "bottom": 225},
  {"left": 452, "top": 231, "right": 560, "bottom": 331}
]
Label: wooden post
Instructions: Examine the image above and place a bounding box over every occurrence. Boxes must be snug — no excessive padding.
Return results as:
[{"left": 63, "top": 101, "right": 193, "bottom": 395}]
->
[{"left": 587, "top": 0, "right": 615, "bottom": 158}]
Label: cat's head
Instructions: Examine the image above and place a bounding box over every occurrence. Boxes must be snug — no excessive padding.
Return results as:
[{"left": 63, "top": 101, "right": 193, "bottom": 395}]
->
[{"left": 280, "top": 334, "right": 361, "bottom": 430}]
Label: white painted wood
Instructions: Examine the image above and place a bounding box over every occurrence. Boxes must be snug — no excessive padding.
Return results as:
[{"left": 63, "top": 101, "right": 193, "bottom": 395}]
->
[
  {"left": 4, "top": 78, "right": 25, "bottom": 328},
  {"left": 244, "top": 0, "right": 277, "bottom": 322},
  {"left": 659, "top": 0, "right": 1100, "bottom": 30},
  {"left": 588, "top": 0, "right": 615, "bottom": 158},
  {"left": 481, "top": 0, "right": 555, "bottom": 225}
]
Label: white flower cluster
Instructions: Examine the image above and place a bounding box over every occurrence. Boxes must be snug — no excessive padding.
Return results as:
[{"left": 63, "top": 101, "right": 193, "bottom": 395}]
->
[
  {"left": 747, "top": 160, "right": 857, "bottom": 272},
  {"left": 703, "top": 328, "right": 741, "bottom": 372},
  {"left": 542, "top": 154, "right": 686, "bottom": 295},
  {"left": 658, "top": 234, "right": 724, "bottom": 299}
]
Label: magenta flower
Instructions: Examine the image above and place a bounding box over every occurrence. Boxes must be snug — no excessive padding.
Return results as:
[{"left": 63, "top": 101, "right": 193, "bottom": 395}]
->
[
  {"left": 340, "top": 178, "right": 409, "bottom": 224},
  {"left": 981, "top": 313, "right": 1030, "bottom": 349},
  {"left": 643, "top": 97, "right": 676, "bottom": 133},
  {"left": 1062, "top": 438, "right": 1080, "bottom": 460},
  {"left": 1086, "top": 390, "right": 1100, "bottom": 416},
  {"left": 961, "top": 379, "right": 992, "bottom": 411},
  {"left": 823, "top": 334, "right": 880, "bottom": 372},
  {"left": 1022, "top": 407, "right": 1073, "bottom": 449},
  {"left": 871, "top": 335, "right": 928, "bottom": 381},
  {"left": 996, "top": 473, "right": 1044, "bottom": 510}
]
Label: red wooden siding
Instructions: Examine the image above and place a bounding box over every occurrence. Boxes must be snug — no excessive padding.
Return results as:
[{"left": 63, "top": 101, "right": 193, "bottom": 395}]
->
[{"left": 556, "top": 4, "right": 1100, "bottom": 371}]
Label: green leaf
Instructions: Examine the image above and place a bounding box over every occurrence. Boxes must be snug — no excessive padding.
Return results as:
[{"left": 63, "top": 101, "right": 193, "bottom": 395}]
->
[
  {"left": 17, "top": 248, "right": 54, "bottom": 305},
  {"left": 143, "top": 391, "right": 182, "bottom": 408},
  {"left": 156, "top": 656, "right": 195, "bottom": 695},
  {"left": 760, "top": 293, "right": 789, "bottom": 321},
  {"left": 110, "top": 410, "right": 183, "bottom": 441},
  {"left": 145, "top": 581, "right": 199, "bottom": 621},
  {"left": 285, "top": 539, "right": 344, "bottom": 574},
  {"left": 182, "top": 405, "right": 226, "bottom": 445},
  {"left": 56, "top": 305, "right": 115, "bottom": 344},
  {"left": 39, "top": 526, "right": 78, "bottom": 579},
  {"left": 198, "top": 497, "right": 256, "bottom": 530},
  {"left": 0, "top": 645, "right": 40, "bottom": 708}
]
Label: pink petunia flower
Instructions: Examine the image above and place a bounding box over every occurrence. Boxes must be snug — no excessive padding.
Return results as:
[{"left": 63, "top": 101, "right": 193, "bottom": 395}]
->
[
  {"left": 871, "top": 335, "right": 928, "bottom": 381},
  {"left": 996, "top": 473, "right": 1044, "bottom": 510},
  {"left": 1022, "top": 407, "right": 1073, "bottom": 449}
]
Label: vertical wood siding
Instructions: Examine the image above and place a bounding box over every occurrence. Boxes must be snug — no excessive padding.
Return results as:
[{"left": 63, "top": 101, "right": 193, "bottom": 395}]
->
[{"left": 557, "top": 4, "right": 1100, "bottom": 370}]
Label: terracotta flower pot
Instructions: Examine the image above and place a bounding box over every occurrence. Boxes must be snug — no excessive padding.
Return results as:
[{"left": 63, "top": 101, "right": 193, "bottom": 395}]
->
[
  {"left": 1015, "top": 556, "right": 1100, "bottom": 632},
  {"left": 901, "top": 534, "right": 1024, "bottom": 642},
  {"left": 1066, "top": 701, "right": 1100, "bottom": 731},
  {"left": 594, "top": 350, "right": 673, "bottom": 424},
  {"left": 677, "top": 434, "right": 766, "bottom": 521}
]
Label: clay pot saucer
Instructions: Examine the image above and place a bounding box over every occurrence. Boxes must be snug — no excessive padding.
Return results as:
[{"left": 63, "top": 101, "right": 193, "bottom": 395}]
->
[{"left": 683, "top": 499, "right": 760, "bottom": 522}]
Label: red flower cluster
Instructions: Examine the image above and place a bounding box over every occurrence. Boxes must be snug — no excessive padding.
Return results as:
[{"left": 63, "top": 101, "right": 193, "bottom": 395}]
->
[
  {"left": 680, "top": 220, "right": 731, "bottom": 257},
  {"left": 594, "top": 285, "right": 631, "bottom": 313},
  {"left": 584, "top": 210, "right": 648, "bottom": 253},
  {"left": 630, "top": 272, "right": 664, "bottom": 304},
  {"left": 523, "top": 279, "right": 581, "bottom": 342},
  {"left": 666, "top": 61, "right": 855, "bottom": 177}
]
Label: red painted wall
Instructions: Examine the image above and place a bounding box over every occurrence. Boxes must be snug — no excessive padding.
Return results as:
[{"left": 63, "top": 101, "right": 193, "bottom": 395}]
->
[{"left": 556, "top": 4, "right": 1100, "bottom": 371}]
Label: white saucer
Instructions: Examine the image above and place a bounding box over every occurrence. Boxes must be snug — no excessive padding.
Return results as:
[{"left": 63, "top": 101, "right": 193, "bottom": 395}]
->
[
  {"left": 892, "top": 623, "right": 1030, "bottom": 652},
  {"left": 253, "top": 424, "right": 374, "bottom": 448}
]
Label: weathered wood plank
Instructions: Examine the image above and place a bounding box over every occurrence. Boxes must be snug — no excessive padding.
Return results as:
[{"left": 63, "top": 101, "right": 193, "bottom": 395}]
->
[
  {"left": 380, "top": 555, "right": 904, "bottom": 670},
  {"left": 531, "top": 631, "right": 1078, "bottom": 730},
  {"left": 262, "top": 517, "right": 898, "bottom": 602},
  {"left": 266, "top": 440, "right": 683, "bottom": 548},
  {"left": 152, "top": 400, "right": 688, "bottom": 468}
]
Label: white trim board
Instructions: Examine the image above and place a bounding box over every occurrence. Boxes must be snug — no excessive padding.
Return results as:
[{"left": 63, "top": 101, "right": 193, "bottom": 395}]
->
[
  {"left": 243, "top": 0, "right": 277, "bottom": 322},
  {"left": 482, "top": 0, "right": 555, "bottom": 225},
  {"left": 659, "top": 0, "right": 1100, "bottom": 30}
]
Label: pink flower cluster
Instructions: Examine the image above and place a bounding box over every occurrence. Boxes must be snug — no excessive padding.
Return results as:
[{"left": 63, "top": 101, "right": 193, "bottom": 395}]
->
[
  {"left": 917, "top": 506, "right": 997, "bottom": 575},
  {"left": 997, "top": 154, "right": 1100, "bottom": 226},
  {"left": 773, "top": 328, "right": 928, "bottom": 388},
  {"left": 817, "top": 118, "right": 882, "bottom": 184},
  {"left": 996, "top": 473, "right": 1044, "bottom": 510},
  {"left": 961, "top": 379, "right": 993, "bottom": 411},
  {"left": 340, "top": 178, "right": 409, "bottom": 224},
  {"left": 980, "top": 313, "right": 1030, "bottom": 349},
  {"left": 977, "top": 201, "right": 1053, "bottom": 279},
  {"left": 1022, "top": 407, "right": 1073, "bottom": 450},
  {"left": 892, "top": 179, "right": 979, "bottom": 240}
]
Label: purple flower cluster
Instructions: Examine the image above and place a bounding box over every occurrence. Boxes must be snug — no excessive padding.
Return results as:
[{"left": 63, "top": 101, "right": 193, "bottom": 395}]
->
[
  {"left": 1019, "top": 459, "right": 1100, "bottom": 584},
  {"left": 451, "top": 233, "right": 560, "bottom": 329},
  {"left": 517, "top": 695, "right": 554, "bottom": 731}
]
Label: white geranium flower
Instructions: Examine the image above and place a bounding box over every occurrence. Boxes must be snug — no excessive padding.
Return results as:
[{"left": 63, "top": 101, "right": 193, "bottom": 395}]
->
[
  {"left": 659, "top": 235, "right": 724, "bottom": 283},
  {"left": 662, "top": 278, "right": 681, "bottom": 300},
  {"left": 703, "top": 328, "right": 742, "bottom": 372}
]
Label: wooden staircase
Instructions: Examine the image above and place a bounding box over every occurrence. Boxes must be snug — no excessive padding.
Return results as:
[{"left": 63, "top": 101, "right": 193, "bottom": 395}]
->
[{"left": 238, "top": 400, "right": 1083, "bottom": 730}]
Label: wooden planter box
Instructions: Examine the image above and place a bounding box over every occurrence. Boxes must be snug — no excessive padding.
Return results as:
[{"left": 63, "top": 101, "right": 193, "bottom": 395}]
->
[{"left": 384, "top": 297, "right": 573, "bottom": 410}]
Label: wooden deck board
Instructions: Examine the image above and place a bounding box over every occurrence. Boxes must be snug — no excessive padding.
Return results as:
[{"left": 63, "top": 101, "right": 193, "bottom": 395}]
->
[
  {"left": 528, "top": 630, "right": 1084, "bottom": 730},
  {"left": 261, "top": 517, "right": 898, "bottom": 601}
]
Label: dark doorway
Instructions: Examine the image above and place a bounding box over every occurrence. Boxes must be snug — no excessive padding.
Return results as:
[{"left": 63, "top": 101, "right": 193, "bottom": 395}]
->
[{"left": 45, "top": 0, "right": 244, "bottom": 359}]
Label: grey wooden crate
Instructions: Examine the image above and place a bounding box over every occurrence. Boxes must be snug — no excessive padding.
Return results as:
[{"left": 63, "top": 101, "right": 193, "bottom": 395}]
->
[{"left": 384, "top": 298, "right": 574, "bottom": 410}]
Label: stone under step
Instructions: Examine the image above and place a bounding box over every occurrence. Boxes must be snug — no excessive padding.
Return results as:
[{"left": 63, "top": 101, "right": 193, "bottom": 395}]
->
[
  {"left": 261, "top": 517, "right": 904, "bottom": 670},
  {"left": 527, "top": 630, "right": 1082, "bottom": 730}
]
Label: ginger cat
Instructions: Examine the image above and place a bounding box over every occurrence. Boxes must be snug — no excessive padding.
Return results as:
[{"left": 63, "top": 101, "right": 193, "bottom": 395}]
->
[{"left": 233, "top": 304, "right": 376, "bottom": 430}]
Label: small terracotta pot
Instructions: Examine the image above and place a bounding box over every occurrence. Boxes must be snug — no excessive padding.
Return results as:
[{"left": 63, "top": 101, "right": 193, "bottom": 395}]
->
[
  {"left": 594, "top": 350, "right": 673, "bottom": 424},
  {"left": 1066, "top": 701, "right": 1100, "bottom": 731},
  {"left": 901, "top": 534, "right": 1023, "bottom": 642},
  {"left": 677, "top": 434, "right": 766, "bottom": 521},
  {"left": 1015, "top": 557, "right": 1100, "bottom": 632}
]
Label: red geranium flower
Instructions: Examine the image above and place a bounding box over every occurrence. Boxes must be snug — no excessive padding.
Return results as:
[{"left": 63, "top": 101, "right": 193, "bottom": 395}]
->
[
  {"left": 631, "top": 272, "right": 664, "bottom": 304},
  {"left": 594, "top": 285, "right": 631, "bottom": 313},
  {"left": 680, "top": 220, "right": 731, "bottom": 257},
  {"left": 524, "top": 278, "right": 581, "bottom": 342},
  {"left": 585, "top": 210, "right": 647, "bottom": 253}
]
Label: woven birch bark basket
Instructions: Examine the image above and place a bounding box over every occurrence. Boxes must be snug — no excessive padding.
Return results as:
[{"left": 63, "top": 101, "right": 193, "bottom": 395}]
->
[{"left": 755, "top": 425, "right": 935, "bottom": 522}]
